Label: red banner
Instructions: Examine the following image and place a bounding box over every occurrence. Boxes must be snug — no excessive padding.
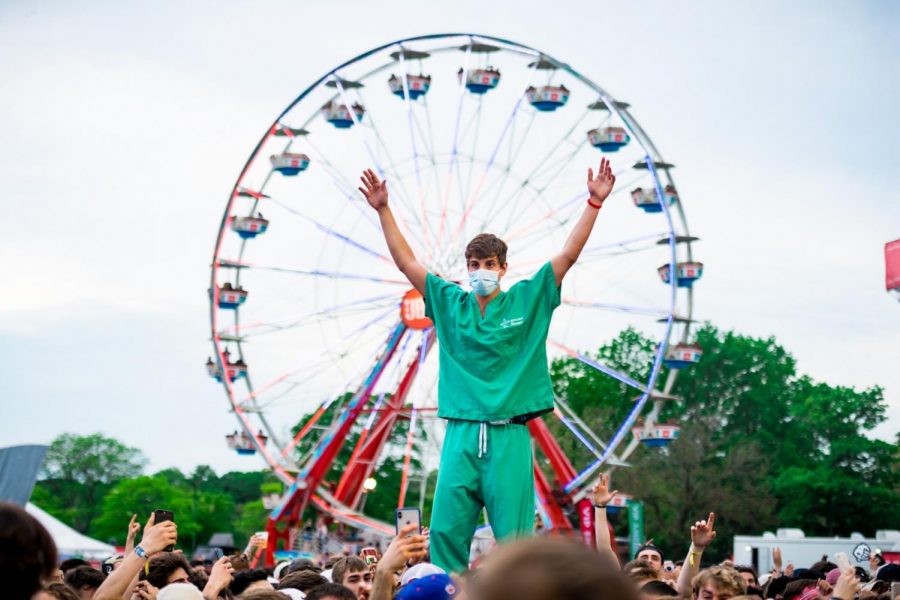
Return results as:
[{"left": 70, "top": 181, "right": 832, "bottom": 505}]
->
[{"left": 886, "top": 239, "right": 900, "bottom": 291}]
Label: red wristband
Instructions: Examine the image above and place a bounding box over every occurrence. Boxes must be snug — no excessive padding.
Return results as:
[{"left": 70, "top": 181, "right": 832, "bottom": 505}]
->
[{"left": 587, "top": 198, "right": 603, "bottom": 209}]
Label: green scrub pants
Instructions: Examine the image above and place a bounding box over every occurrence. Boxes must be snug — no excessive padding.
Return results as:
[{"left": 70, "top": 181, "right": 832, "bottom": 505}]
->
[{"left": 429, "top": 419, "right": 534, "bottom": 573}]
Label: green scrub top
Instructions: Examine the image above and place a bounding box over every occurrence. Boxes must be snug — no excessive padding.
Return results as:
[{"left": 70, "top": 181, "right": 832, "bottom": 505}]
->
[{"left": 424, "top": 261, "right": 561, "bottom": 422}]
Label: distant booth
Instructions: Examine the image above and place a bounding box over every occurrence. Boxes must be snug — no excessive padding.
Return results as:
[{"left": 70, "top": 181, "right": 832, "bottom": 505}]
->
[{"left": 886, "top": 239, "right": 900, "bottom": 301}]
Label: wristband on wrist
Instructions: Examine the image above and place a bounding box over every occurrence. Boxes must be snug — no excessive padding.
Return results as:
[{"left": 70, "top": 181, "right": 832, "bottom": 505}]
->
[
  {"left": 593, "top": 503, "right": 607, "bottom": 509},
  {"left": 134, "top": 545, "right": 148, "bottom": 559},
  {"left": 587, "top": 198, "right": 603, "bottom": 209}
]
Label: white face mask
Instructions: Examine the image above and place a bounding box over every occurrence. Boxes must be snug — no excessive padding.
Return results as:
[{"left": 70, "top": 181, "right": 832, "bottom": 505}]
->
[{"left": 469, "top": 268, "right": 500, "bottom": 296}]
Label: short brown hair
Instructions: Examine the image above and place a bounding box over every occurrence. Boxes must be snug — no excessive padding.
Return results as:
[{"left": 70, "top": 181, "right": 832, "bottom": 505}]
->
[
  {"left": 475, "top": 536, "right": 639, "bottom": 600},
  {"left": 692, "top": 566, "right": 745, "bottom": 600},
  {"left": 331, "top": 556, "right": 367, "bottom": 586},
  {"left": 140, "top": 552, "right": 192, "bottom": 588},
  {"left": 465, "top": 233, "right": 507, "bottom": 265},
  {"left": 277, "top": 569, "right": 328, "bottom": 592},
  {"left": 0, "top": 502, "right": 58, "bottom": 600},
  {"left": 39, "top": 583, "right": 80, "bottom": 600}
]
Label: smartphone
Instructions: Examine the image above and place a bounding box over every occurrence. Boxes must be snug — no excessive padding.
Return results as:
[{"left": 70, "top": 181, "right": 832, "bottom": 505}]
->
[
  {"left": 395, "top": 507, "right": 421, "bottom": 537},
  {"left": 835, "top": 552, "right": 851, "bottom": 573},
  {"left": 361, "top": 547, "right": 378, "bottom": 565},
  {"left": 153, "top": 509, "right": 175, "bottom": 552},
  {"left": 212, "top": 547, "right": 224, "bottom": 561}
]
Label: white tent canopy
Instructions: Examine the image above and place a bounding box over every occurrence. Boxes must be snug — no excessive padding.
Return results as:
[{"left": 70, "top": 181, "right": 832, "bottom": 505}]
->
[{"left": 26, "top": 503, "right": 116, "bottom": 560}]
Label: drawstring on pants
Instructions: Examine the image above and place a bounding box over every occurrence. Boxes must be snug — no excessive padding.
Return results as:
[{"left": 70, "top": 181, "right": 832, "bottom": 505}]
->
[{"left": 477, "top": 420, "right": 514, "bottom": 458}]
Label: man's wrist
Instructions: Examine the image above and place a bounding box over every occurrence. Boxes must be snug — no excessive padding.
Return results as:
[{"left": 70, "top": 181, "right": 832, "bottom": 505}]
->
[
  {"left": 587, "top": 197, "right": 604, "bottom": 209},
  {"left": 134, "top": 544, "right": 148, "bottom": 559}
]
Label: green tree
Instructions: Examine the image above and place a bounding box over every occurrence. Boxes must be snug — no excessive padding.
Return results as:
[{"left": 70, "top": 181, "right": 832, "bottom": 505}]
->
[{"left": 35, "top": 433, "right": 147, "bottom": 532}]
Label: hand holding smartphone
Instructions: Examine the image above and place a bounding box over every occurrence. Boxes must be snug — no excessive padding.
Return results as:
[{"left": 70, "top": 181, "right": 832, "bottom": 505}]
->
[
  {"left": 395, "top": 507, "right": 421, "bottom": 537},
  {"left": 153, "top": 509, "right": 175, "bottom": 552}
]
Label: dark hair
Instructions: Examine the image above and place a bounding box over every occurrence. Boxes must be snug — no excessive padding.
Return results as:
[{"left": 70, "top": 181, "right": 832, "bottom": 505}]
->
[
  {"left": 278, "top": 569, "right": 329, "bottom": 592},
  {"left": 305, "top": 583, "right": 357, "bottom": 600},
  {"left": 140, "top": 552, "right": 192, "bottom": 588},
  {"left": 39, "top": 583, "right": 80, "bottom": 600},
  {"left": 288, "top": 557, "right": 321, "bottom": 574},
  {"left": 231, "top": 568, "right": 271, "bottom": 596},
  {"left": 190, "top": 566, "right": 209, "bottom": 589},
  {"left": 64, "top": 565, "right": 106, "bottom": 591},
  {"left": 475, "top": 536, "right": 640, "bottom": 600},
  {"left": 465, "top": 233, "right": 508, "bottom": 265},
  {"left": 237, "top": 591, "right": 291, "bottom": 600},
  {"left": 58, "top": 558, "right": 89, "bottom": 573},
  {"left": 642, "top": 580, "right": 677, "bottom": 597},
  {"left": 323, "top": 554, "right": 344, "bottom": 569},
  {"left": 0, "top": 502, "right": 59, "bottom": 600},
  {"left": 810, "top": 560, "right": 837, "bottom": 575},
  {"left": 735, "top": 565, "right": 759, "bottom": 585},
  {"left": 331, "top": 556, "right": 367, "bottom": 585}
]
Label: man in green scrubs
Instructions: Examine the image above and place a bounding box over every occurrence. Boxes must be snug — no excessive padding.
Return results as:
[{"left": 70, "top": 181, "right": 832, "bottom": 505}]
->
[{"left": 358, "top": 158, "right": 616, "bottom": 573}]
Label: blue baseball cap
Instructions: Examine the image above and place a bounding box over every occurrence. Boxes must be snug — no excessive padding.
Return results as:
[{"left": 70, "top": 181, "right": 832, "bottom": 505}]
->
[{"left": 395, "top": 573, "right": 459, "bottom": 600}]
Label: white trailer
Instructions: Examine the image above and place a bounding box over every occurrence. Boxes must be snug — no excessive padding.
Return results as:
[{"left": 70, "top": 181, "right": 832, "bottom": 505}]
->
[{"left": 733, "top": 529, "right": 900, "bottom": 575}]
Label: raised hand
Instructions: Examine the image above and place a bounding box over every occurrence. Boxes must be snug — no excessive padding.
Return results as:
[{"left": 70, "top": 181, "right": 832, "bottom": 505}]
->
[
  {"left": 832, "top": 567, "right": 860, "bottom": 600},
  {"left": 591, "top": 473, "right": 619, "bottom": 507},
  {"left": 376, "top": 524, "right": 428, "bottom": 574},
  {"left": 139, "top": 513, "right": 178, "bottom": 555},
  {"left": 690, "top": 512, "right": 716, "bottom": 550},
  {"left": 124, "top": 513, "right": 142, "bottom": 555},
  {"left": 587, "top": 158, "right": 616, "bottom": 206},
  {"left": 772, "top": 547, "right": 783, "bottom": 573},
  {"left": 359, "top": 168, "right": 388, "bottom": 210},
  {"left": 204, "top": 556, "right": 235, "bottom": 597}
]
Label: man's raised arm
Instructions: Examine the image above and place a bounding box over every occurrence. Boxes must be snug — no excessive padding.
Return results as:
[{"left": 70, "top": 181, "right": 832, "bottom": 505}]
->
[
  {"left": 359, "top": 168, "right": 428, "bottom": 295},
  {"left": 550, "top": 158, "right": 616, "bottom": 286}
]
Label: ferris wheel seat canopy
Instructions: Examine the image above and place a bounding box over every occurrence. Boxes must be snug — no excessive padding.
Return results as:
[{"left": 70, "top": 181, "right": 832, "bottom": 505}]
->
[
  {"left": 460, "top": 67, "right": 501, "bottom": 94},
  {"left": 230, "top": 216, "right": 269, "bottom": 239},
  {"left": 388, "top": 74, "right": 432, "bottom": 100},
  {"left": 526, "top": 85, "right": 570, "bottom": 112},
  {"left": 664, "top": 343, "right": 702, "bottom": 368},
  {"left": 588, "top": 127, "right": 631, "bottom": 152},
  {"left": 271, "top": 153, "right": 310, "bottom": 176},
  {"left": 632, "top": 186, "right": 677, "bottom": 213},
  {"left": 658, "top": 262, "right": 704, "bottom": 287},
  {"left": 321, "top": 101, "right": 365, "bottom": 128}
]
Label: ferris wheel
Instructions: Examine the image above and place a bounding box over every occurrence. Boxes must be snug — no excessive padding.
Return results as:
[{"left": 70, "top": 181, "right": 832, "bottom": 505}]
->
[{"left": 207, "top": 33, "right": 702, "bottom": 551}]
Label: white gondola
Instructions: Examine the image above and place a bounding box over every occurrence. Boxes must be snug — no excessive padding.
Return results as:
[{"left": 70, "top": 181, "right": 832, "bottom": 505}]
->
[
  {"left": 632, "top": 423, "right": 680, "bottom": 447},
  {"left": 388, "top": 74, "right": 432, "bottom": 100},
  {"left": 230, "top": 215, "right": 269, "bottom": 239},
  {"left": 321, "top": 101, "right": 365, "bottom": 129},
  {"left": 217, "top": 283, "right": 248, "bottom": 309},
  {"left": 525, "top": 85, "right": 570, "bottom": 112},
  {"left": 658, "top": 262, "right": 704, "bottom": 288},
  {"left": 459, "top": 67, "right": 500, "bottom": 94},
  {"left": 270, "top": 153, "right": 310, "bottom": 176},
  {"left": 664, "top": 343, "right": 702, "bottom": 369},
  {"left": 588, "top": 126, "right": 631, "bottom": 152}
]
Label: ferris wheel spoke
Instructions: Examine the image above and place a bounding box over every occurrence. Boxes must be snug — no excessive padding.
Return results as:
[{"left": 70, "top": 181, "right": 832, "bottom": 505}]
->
[
  {"left": 549, "top": 340, "right": 648, "bottom": 393},
  {"left": 221, "top": 260, "right": 409, "bottom": 285},
  {"left": 233, "top": 298, "right": 403, "bottom": 341},
  {"left": 560, "top": 298, "right": 670, "bottom": 318},
  {"left": 579, "top": 231, "right": 669, "bottom": 256},
  {"left": 449, "top": 61, "right": 540, "bottom": 245},
  {"left": 552, "top": 406, "right": 605, "bottom": 461}
]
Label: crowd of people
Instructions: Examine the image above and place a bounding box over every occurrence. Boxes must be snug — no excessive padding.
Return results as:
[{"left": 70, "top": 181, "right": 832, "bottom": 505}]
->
[{"left": 3, "top": 476, "right": 898, "bottom": 600}]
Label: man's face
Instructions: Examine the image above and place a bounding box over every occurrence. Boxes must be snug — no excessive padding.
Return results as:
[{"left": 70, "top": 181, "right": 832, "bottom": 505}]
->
[
  {"left": 166, "top": 567, "right": 191, "bottom": 585},
  {"left": 341, "top": 567, "right": 373, "bottom": 600},
  {"left": 467, "top": 255, "right": 506, "bottom": 277},
  {"left": 637, "top": 550, "right": 663, "bottom": 570},
  {"left": 738, "top": 571, "right": 757, "bottom": 590}
]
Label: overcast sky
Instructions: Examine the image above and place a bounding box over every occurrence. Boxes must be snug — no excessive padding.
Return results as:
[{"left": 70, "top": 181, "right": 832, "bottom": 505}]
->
[{"left": 1, "top": 0, "right": 898, "bottom": 476}]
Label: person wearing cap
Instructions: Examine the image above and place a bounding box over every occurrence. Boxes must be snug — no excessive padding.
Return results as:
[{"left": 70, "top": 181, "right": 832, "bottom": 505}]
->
[
  {"left": 636, "top": 541, "right": 665, "bottom": 571},
  {"left": 358, "top": 158, "right": 617, "bottom": 574}
]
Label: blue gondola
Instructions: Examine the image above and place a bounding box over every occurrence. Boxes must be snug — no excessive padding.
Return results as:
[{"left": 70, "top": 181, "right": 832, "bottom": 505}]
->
[
  {"left": 231, "top": 214, "right": 269, "bottom": 239},
  {"left": 658, "top": 262, "right": 704, "bottom": 288},
  {"left": 217, "top": 283, "right": 248, "bottom": 309},
  {"left": 206, "top": 350, "right": 247, "bottom": 383},
  {"left": 631, "top": 185, "right": 677, "bottom": 213},
  {"left": 270, "top": 153, "right": 310, "bottom": 176},
  {"left": 388, "top": 74, "right": 432, "bottom": 100},
  {"left": 321, "top": 101, "right": 365, "bottom": 129},
  {"left": 588, "top": 126, "right": 631, "bottom": 152},
  {"left": 664, "top": 343, "right": 702, "bottom": 368},
  {"left": 459, "top": 67, "right": 501, "bottom": 94},
  {"left": 525, "top": 85, "right": 570, "bottom": 112}
]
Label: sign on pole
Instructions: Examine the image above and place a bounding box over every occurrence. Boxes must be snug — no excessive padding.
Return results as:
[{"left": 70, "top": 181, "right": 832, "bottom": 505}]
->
[{"left": 629, "top": 500, "right": 645, "bottom": 557}]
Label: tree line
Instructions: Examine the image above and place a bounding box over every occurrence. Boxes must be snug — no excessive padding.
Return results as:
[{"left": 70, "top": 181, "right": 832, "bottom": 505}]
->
[{"left": 31, "top": 323, "right": 899, "bottom": 557}]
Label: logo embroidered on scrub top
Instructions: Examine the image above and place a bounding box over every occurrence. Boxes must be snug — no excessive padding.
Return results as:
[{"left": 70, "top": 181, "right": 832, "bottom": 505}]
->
[{"left": 500, "top": 317, "right": 525, "bottom": 329}]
